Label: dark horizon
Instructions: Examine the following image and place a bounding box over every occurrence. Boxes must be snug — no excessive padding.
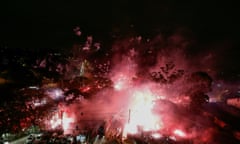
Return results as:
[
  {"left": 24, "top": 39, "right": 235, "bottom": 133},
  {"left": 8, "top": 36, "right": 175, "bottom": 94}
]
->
[{"left": 0, "top": 0, "right": 239, "bottom": 81}]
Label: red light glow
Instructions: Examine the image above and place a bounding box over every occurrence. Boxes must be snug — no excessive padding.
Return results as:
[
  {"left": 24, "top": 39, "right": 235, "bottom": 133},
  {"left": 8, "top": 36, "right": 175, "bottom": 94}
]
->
[
  {"left": 47, "top": 110, "right": 75, "bottom": 134},
  {"left": 173, "top": 129, "right": 187, "bottom": 137},
  {"left": 123, "top": 88, "right": 163, "bottom": 137}
]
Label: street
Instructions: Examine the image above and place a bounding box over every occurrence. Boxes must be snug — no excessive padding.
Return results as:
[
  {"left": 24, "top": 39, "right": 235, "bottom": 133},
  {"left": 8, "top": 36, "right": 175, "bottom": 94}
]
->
[{"left": 9, "top": 136, "right": 28, "bottom": 144}]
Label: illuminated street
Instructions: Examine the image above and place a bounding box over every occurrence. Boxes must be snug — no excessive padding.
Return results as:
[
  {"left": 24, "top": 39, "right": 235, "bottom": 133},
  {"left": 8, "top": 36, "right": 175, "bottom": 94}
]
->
[{"left": 9, "top": 136, "right": 28, "bottom": 144}]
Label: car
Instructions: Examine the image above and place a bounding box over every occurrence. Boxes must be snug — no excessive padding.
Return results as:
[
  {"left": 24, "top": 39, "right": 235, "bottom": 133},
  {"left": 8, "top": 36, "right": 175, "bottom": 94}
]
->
[
  {"left": 0, "top": 138, "right": 9, "bottom": 144},
  {"left": 32, "top": 135, "right": 42, "bottom": 144},
  {"left": 25, "top": 136, "right": 34, "bottom": 144},
  {"left": 36, "top": 136, "right": 41, "bottom": 141}
]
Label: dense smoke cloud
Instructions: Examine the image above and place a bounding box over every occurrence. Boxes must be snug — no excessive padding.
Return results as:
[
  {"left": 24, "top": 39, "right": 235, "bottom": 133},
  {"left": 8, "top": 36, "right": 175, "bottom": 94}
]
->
[{"left": 34, "top": 26, "right": 239, "bottom": 143}]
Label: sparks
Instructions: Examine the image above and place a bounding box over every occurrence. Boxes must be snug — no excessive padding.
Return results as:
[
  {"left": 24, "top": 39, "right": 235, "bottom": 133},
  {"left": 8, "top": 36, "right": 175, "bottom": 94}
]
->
[{"left": 123, "top": 88, "right": 163, "bottom": 137}]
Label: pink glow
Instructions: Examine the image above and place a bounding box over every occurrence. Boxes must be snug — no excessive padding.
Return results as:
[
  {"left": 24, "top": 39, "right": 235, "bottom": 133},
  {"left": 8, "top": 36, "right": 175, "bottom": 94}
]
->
[
  {"left": 47, "top": 110, "right": 75, "bottom": 134},
  {"left": 173, "top": 129, "right": 187, "bottom": 137},
  {"left": 45, "top": 88, "right": 64, "bottom": 100},
  {"left": 62, "top": 112, "right": 75, "bottom": 133},
  {"left": 151, "top": 133, "right": 163, "bottom": 139},
  {"left": 80, "top": 86, "right": 91, "bottom": 92},
  {"left": 49, "top": 113, "right": 61, "bottom": 129},
  {"left": 38, "top": 33, "right": 222, "bottom": 143},
  {"left": 113, "top": 74, "right": 129, "bottom": 91},
  {"left": 123, "top": 87, "right": 163, "bottom": 137}
]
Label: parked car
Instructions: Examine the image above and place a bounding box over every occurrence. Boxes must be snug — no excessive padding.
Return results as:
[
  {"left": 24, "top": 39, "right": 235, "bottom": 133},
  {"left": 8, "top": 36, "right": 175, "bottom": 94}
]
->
[
  {"left": 25, "top": 136, "right": 34, "bottom": 144},
  {"left": 0, "top": 137, "right": 9, "bottom": 144}
]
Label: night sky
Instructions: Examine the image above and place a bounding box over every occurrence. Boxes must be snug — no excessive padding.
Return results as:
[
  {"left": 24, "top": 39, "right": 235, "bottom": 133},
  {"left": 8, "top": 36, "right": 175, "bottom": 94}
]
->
[{"left": 0, "top": 0, "right": 239, "bottom": 80}]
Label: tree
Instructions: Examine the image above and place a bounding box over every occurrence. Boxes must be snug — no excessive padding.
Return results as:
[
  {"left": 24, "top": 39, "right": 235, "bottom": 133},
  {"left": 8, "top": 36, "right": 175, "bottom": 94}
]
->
[
  {"left": 149, "top": 61, "right": 212, "bottom": 111},
  {"left": 150, "top": 61, "right": 184, "bottom": 84}
]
